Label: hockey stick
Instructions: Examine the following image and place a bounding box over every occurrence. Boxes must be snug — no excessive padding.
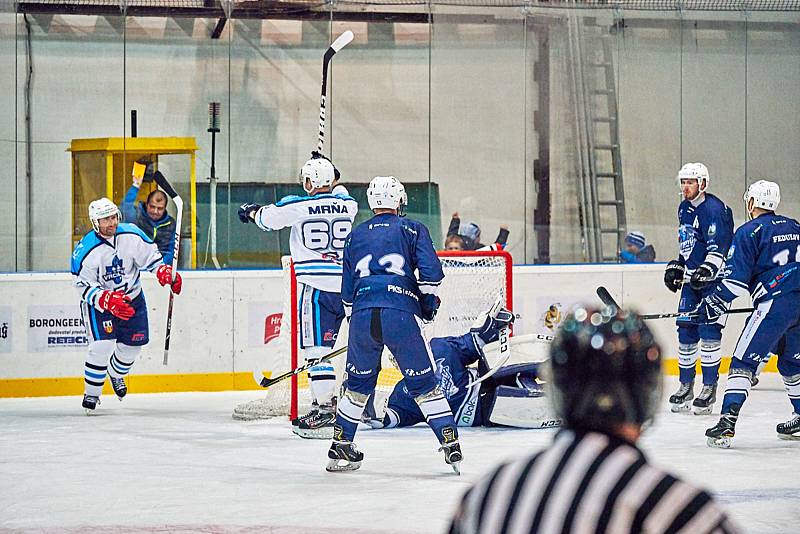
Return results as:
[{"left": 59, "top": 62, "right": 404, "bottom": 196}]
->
[
  {"left": 317, "top": 30, "right": 354, "bottom": 153},
  {"left": 595, "top": 286, "right": 754, "bottom": 320},
  {"left": 152, "top": 171, "right": 183, "bottom": 365},
  {"left": 253, "top": 345, "right": 348, "bottom": 389}
]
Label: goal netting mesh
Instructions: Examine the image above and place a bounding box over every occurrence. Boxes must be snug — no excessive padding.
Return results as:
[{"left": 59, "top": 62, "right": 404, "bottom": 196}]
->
[{"left": 232, "top": 250, "right": 514, "bottom": 421}]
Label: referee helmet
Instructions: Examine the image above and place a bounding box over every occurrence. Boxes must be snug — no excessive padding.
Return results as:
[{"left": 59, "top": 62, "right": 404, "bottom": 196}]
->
[{"left": 547, "top": 306, "right": 662, "bottom": 431}]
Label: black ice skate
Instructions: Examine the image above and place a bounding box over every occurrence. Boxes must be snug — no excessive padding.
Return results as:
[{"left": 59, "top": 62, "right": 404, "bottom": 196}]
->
[
  {"left": 669, "top": 380, "right": 694, "bottom": 413},
  {"left": 706, "top": 408, "right": 739, "bottom": 449},
  {"left": 692, "top": 383, "right": 717, "bottom": 415},
  {"left": 291, "top": 401, "right": 319, "bottom": 427},
  {"left": 438, "top": 426, "right": 462, "bottom": 475},
  {"left": 326, "top": 425, "right": 363, "bottom": 472},
  {"left": 109, "top": 376, "right": 127, "bottom": 399},
  {"left": 293, "top": 399, "right": 336, "bottom": 440},
  {"left": 777, "top": 413, "right": 800, "bottom": 440},
  {"left": 82, "top": 395, "right": 100, "bottom": 415}
]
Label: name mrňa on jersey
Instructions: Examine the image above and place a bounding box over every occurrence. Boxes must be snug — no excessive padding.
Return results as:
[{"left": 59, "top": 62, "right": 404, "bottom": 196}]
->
[{"left": 307, "top": 204, "right": 349, "bottom": 215}]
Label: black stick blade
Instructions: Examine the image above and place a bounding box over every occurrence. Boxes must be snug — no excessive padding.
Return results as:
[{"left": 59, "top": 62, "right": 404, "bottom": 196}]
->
[{"left": 596, "top": 286, "right": 621, "bottom": 309}]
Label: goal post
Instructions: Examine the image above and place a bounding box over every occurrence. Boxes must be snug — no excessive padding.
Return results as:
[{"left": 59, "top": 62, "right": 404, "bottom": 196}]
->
[{"left": 233, "top": 249, "right": 514, "bottom": 421}]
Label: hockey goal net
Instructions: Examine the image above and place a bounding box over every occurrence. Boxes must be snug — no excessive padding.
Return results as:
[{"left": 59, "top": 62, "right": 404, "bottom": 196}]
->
[{"left": 233, "top": 250, "right": 513, "bottom": 421}]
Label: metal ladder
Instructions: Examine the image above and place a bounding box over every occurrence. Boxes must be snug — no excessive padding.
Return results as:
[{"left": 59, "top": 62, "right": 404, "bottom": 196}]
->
[{"left": 568, "top": 15, "right": 627, "bottom": 262}]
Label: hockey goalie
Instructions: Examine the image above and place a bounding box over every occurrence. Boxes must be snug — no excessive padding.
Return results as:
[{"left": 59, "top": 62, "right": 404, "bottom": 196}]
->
[{"left": 360, "top": 303, "right": 561, "bottom": 432}]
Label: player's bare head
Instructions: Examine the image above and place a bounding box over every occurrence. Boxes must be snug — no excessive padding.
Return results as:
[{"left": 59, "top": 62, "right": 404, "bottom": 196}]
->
[
  {"left": 677, "top": 162, "right": 709, "bottom": 201},
  {"left": 300, "top": 158, "right": 335, "bottom": 195},
  {"left": 445, "top": 235, "right": 466, "bottom": 251},
  {"left": 744, "top": 180, "right": 780, "bottom": 219},
  {"left": 545, "top": 306, "right": 662, "bottom": 437},
  {"left": 145, "top": 190, "right": 168, "bottom": 221},
  {"left": 88, "top": 197, "right": 120, "bottom": 238},
  {"left": 367, "top": 176, "right": 407, "bottom": 216}
]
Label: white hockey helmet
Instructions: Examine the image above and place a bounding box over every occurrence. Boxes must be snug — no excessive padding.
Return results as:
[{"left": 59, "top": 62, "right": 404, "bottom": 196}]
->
[
  {"left": 744, "top": 180, "right": 780, "bottom": 214},
  {"left": 367, "top": 176, "right": 407, "bottom": 214},
  {"left": 677, "top": 162, "right": 710, "bottom": 193},
  {"left": 88, "top": 197, "right": 121, "bottom": 233},
  {"left": 299, "top": 157, "right": 335, "bottom": 193}
]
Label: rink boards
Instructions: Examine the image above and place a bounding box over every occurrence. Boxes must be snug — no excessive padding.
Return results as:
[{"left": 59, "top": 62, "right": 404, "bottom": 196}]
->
[{"left": 0, "top": 264, "right": 777, "bottom": 397}]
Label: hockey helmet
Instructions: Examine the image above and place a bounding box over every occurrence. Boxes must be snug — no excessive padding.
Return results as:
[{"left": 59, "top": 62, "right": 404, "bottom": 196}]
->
[
  {"left": 677, "top": 162, "right": 710, "bottom": 194},
  {"left": 744, "top": 180, "right": 780, "bottom": 215},
  {"left": 545, "top": 306, "right": 662, "bottom": 431},
  {"left": 367, "top": 176, "right": 407, "bottom": 215},
  {"left": 299, "top": 157, "right": 335, "bottom": 193},
  {"left": 88, "top": 197, "right": 121, "bottom": 233}
]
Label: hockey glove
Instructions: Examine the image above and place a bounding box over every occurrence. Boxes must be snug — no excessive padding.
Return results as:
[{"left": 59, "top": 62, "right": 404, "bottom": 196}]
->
[
  {"left": 98, "top": 290, "right": 134, "bottom": 320},
  {"left": 664, "top": 259, "right": 686, "bottom": 293},
  {"left": 310, "top": 151, "right": 341, "bottom": 181},
  {"left": 690, "top": 262, "right": 716, "bottom": 291},
  {"left": 237, "top": 203, "right": 262, "bottom": 224},
  {"left": 472, "top": 307, "right": 515, "bottom": 345},
  {"left": 156, "top": 264, "right": 182, "bottom": 295},
  {"left": 699, "top": 292, "right": 728, "bottom": 322},
  {"left": 420, "top": 294, "right": 441, "bottom": 323}
]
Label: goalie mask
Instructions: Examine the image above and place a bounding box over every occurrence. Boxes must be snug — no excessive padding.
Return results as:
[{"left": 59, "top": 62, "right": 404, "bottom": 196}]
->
[
  {"left": 744, "top": 180, "right": 780, "bottom": 219},
  {"left": 545, "top": 306, "right": 662, "bottom": 431},
  {"left": 677, "top": 162, "right": 710, "bottom": 194},
  {"left": 367, "top": 176, "right": 408, "bottom": 215},
  {"left": 88, "top": 197, "right": 121, "bottom": 233},
  {"left": 299, "top": 157, "right": 335, "bottom": 194}
]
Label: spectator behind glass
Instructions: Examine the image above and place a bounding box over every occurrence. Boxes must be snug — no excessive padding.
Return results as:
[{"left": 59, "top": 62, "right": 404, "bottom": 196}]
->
[
  {"left": 444, "top": 234, "right": 467, "bottom": 251},
  {"left": 121, "top": 162, "right": 177, "bottom": 265},
  {"left": 620, "top": 230, "right": 656, "bottom": 263},
  {"left": 447, "top": 212, "right": 509, "bottom": 251}
]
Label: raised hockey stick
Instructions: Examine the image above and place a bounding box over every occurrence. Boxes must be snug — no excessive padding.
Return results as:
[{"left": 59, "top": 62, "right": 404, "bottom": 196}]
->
[
  {"left": 595, "top": 286, "right": 754, "bottom": 320},
  {"left": 152, "top": 171, "right": 183, "bottom": 365},
  {"left": 253, "top": 345, "right": 348, "bottom": 389},
  {"left": 317, "top": 30, "right": 354, "bottom": 153}
]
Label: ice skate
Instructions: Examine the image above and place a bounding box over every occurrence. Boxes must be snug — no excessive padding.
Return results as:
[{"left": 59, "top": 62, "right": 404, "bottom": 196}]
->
[
  {"left": 669, "top": 380, "right": 694, "bottom": 413},
  {"left": 82, "top": 395, "right": 100, "bottom": 415},
  {"left": 291, "top": 401, "right": 319, "bottom": 427},
  {"left": 293, "top": 399, "right": 336, "bottom": 439},
  {"left": 692, "top": 383, "right": 717, "bottom": 415},
  {"left": 438, "top": 426, "right": 462, "bottom": 475},
  {"left": 705, "top": 413, "right": 738, "bottom": 449},
  {"left": 326, "top": 425, "right": 363, "bottom": 472},
  {"left": 777, "top": 413, "right": 800, "bottom": 440},
  {"left": 109, "top": 376, "right": 127, "bottom": 399}
]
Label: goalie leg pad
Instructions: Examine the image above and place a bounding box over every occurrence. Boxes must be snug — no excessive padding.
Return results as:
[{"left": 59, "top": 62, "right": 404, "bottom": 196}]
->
[
  {"left": 487, "top": 385, "right": 561, "bottom": 429},
  {"left": 486, "top": 362, "right": 541, "bottom": 385}
]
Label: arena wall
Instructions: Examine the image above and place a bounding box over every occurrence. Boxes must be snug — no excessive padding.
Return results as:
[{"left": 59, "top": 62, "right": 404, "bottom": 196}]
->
[{"left": 0, "top": 264, "right": 776, "bottom": 398}]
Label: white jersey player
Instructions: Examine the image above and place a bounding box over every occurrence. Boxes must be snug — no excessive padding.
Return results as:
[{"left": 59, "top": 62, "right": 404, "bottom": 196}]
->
[
  {"left": 71, "top": 198, "right": 182, "bottom": 413},
  {"left": 238, "top": 153, "right": 358, "bottom": 437}
]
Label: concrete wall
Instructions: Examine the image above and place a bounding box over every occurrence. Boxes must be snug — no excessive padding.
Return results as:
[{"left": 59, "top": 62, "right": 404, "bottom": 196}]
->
[{"left": 1, "top": 12, "right": 799, "bottom": 271}]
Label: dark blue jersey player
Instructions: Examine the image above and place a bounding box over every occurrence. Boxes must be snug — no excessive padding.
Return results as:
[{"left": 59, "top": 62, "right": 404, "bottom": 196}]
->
[
  {"left": 328, "top": 176, "right": 462, "bottom": 474},
  {"left": 663, "top": 163, "right": 734, "bottom": 414},
  {"left": 702, "top": 181, "right": 800, "bottom": 447}
]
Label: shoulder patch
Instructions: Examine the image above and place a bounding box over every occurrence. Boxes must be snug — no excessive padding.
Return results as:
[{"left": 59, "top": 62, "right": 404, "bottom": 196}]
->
[{"left": 708, "top": 223, "right": 717, "bottom": 237}]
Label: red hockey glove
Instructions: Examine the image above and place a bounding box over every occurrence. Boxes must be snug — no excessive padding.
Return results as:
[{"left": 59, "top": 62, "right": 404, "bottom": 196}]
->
[
  {"left": 98, "top": 290, "right": 134, "bottom": 320},
  {"left": 156, "top": 264, "right": 182, "bottom": 295}
]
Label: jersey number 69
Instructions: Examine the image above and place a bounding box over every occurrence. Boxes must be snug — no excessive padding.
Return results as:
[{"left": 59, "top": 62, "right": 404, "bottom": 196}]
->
[{"left": 302, "top": 218, "right": 352, "bottom": 251}]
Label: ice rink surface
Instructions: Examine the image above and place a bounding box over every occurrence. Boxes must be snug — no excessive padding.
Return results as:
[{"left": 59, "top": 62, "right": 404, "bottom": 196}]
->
[{"left": 1, "top": 375, "right": 796, "bottom": 534}]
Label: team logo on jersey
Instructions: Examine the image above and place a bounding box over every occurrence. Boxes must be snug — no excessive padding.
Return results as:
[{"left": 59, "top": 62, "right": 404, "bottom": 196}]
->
[
  {"left": 103, "top": 255, "right": 125, "bottom": 285},
  {"left": 434, "top": 357, "right": 458, "bottom": 398},
  {"left": 678, "top": 225, "right": 696, "bottom": 258},
  {"left": 103, "top": 320, "right": 113, "bottom": 334},
  {"left": 708, "top": 223, "right": 717, "bottom": 237}
]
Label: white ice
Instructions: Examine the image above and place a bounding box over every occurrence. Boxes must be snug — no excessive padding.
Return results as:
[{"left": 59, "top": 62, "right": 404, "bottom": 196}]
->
[{"left": 1, "top": 375, "right": 796, "bottom": 533}]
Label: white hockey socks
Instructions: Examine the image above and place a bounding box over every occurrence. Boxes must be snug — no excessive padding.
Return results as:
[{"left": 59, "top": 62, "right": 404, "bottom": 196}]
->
[
  {"left": 108, "top": 343, "right": 140, "bottom": 379},
  {"left": 83, "top": 340, "right": 115, "bottom": 397},
  {"left": 303, "top": 346, "right": 337, "bottom": 407}
]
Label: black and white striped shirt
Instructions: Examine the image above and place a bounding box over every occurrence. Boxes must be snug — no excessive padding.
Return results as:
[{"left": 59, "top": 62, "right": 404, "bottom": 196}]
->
[{"left": 449, "top": 429, "right": 739, "bottom": 534}]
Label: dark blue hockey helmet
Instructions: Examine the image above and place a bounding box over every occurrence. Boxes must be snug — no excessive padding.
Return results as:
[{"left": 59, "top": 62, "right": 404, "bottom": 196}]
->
[{"left": 546, "top": 306, "right": 662, "bottom": 431}]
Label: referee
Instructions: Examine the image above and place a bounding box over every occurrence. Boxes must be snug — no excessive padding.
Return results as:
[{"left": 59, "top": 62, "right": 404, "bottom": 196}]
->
[{"left": 449, "top": 307, "right": 740, "bottom": 534}]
